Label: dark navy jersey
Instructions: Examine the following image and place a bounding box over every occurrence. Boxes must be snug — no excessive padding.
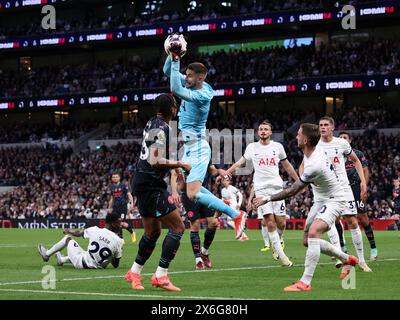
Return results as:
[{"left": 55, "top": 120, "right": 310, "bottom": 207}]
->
[
  {"left": 345, "top": 148, "right": 368, "bottom": 186},
  {"left": 110, "top": 182, "right": 129, "bottom": 209},
  {"left": 393, "top": 187, "right": 400, "bottom": 210},
  {"left": 133, "top": 116, "right": 171, "bottom": 192}
]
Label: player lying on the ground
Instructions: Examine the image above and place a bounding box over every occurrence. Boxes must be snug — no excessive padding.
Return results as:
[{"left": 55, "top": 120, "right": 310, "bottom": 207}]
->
[
  {"left": 125, "top": 94, "right": 191, "bottom": 292},
  {"left": 163, "top": 33, "right": 247, "bottom": 239},
  {"left": 37, "top": 213, "right": 123, "bottom": 269},
  {"left": 254, "top": 123, "right": 359, "bottom": 292}
]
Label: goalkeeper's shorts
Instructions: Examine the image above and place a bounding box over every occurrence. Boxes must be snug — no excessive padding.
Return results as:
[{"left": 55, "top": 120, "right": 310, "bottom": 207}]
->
[{"left": 182, "top": 139, "right": 211, "bottom": 183}]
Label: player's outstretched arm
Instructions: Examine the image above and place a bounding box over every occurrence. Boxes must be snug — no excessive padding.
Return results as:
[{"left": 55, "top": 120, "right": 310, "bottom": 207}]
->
[
  {"left": 281, "top": 159, "right": 299, "bottom": 181},
  {"left": 163, "top": 55, "right": 186, "bottom": 85},
  {"left": 253, "top": 179, "right": 307, "bottom": 208},
  {"left": 219, "top": 157, "right": 247, "bottom": 178},
  {"left": 170, "top": 59, "right": 211, "bottom": 105},
  {"left": 149, "top": 145, "right": 191, "bottom": 172},
  {"left": 63, "top": 228, "right": 84, "bottom": 237}
]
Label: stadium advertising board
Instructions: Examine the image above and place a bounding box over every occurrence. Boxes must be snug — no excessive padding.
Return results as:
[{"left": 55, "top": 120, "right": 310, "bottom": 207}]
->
[
  {"left": 0, "top": 1, "right": 398, "bottom": 50},
  {"left": 0, "top": 73, "right": 399, "bottom": 111},
  {"left": 1, "top": 218, "right": 398, "bottom": 230}
]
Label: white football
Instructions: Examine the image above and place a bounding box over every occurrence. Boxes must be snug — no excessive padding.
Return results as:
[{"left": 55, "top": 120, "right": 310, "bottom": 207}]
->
[{"left": 164, "top": 34, "right": 187, "bottom": 57}]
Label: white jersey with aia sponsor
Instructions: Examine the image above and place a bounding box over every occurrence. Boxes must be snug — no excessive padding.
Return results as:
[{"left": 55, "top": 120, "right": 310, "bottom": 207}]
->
[
  {"left": 221, "top": 185, "right": 241, "bottom": 209},
  {"left": 243, "top": 141, "right": 287, "bottom": 192},
  {"left": 317, "top": 137, "right": 352, "bottom": 189},
  {"left": 82, "top": 227, "right": 123, "bottom": 269},
  {"left": 300, "top": 148, "right": 345, "bottom": 202}
]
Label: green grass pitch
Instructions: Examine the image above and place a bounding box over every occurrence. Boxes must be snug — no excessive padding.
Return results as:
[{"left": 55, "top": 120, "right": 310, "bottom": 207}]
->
[{"left": 0, "top": 228, "right": 399, "bottom": 300}]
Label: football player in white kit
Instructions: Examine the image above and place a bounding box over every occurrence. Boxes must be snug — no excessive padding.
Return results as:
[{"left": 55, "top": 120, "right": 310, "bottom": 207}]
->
[
  {"left": 221, "top": 177, "right": 248, "bottom": 241},
  {"left": 254, "top": 123, "right": 359, "bottom": 292},
  {"left": 316, "top": 116, "right": 372, "bottom": 273},
  {"left": 220, "top": 121, "right": 299, "bottom": 266},
  {"left": 37, "top": 213, "right": 123, "bottom": 269}
]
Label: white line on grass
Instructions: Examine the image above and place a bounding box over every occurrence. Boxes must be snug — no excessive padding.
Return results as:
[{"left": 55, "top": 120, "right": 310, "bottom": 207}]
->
[
  {"left": 0, "top": 288, "right": 262, "bottom": 300},
  {"left": 1, "top": 258, "right": 399, "bottom": 287}
]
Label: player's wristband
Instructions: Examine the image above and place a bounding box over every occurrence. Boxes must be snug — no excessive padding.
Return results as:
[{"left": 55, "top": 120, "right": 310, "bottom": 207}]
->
[{"left": 262, "top": 195, "right": 271, "bottom": 203}]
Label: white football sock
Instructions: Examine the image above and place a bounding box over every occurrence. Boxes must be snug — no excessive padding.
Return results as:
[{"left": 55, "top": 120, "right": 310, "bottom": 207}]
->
[
  {"left": 46, "top": 236, "right": 69, "bottom": 256},
  {"left": 300, "top": 238, "right": 320, "bottom": 286},
  {"left": 350, "top": 227, "right": 365, "bottom": 264},
  {"left": 261, "top": 226, "right": 270, "bottom": 246},
  {"left": 319, "top": 239, "right": 349, "bottom": 262},
  {"left": 131, "top": 262, "right": 144, "bottom": 275},
  {"left": 277, "top": 227, "right": 284, "bottom": 239},
  {"left": 268, "top": 230, "right": 288, "bottom": 261},
  {"left": 201, "top": 247, "right": 209, "bottom": 255},
  {"left": 227, "top": 218, "right": 235, "bottom": 229},
  {"left": 338, "top": 220, "right": 346, "bottom": 245},
  {"left": 155, "top": 266, "right": 168, "bottom": 278},
  {"left": 327, "top": 226, "right": 342, "bottom": 252},
  {"left": 60, "top": 255, "right": 70, "bottom": 264},
  {"left": 195, "top": 257, "right": 203, "bottom": 264}
]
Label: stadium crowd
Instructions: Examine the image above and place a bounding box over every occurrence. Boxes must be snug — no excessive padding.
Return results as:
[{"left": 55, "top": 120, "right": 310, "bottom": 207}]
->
[
  {"left": 0, "top": 0, "right": 381, "bottom": 39},
  {"left": 0, "top": 123, "right": 98, "bottom": 144},
  {"left": 1, "top": 126, "right": 399, "bottom": 222},
  {"left": 1, "top": 39, "right": 399, "bottom": 98}
]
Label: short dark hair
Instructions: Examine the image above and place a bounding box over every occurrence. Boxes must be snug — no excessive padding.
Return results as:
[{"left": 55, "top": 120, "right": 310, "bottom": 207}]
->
[
  {"left": 187, "top": 62, "right": 208, "bottom": 75},
  {"left": 105, "top": 213, "right": 120, "bottom": 224},
  {"left": 319, "top": 116, "right": 335, "bottom": 126},
  {"left": 111, "top": 172, "right": 120, "bottom": 177},
  {"left": 301, "top": 123, "right": 320, "bottom": 147},
  {"left": 155, "top": 93, "right": 176, "bottom": 118},
  {"left": 339, "top": 131, "right": 351, "bottom": 139},
  {"left": 259, "top": 120, "right": 273, "bottom": 130}
]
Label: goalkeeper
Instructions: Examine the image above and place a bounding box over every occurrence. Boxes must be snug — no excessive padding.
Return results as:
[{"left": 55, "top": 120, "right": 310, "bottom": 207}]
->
[{"left": 163, "top": 34, "right": 247, "bottom": 239}]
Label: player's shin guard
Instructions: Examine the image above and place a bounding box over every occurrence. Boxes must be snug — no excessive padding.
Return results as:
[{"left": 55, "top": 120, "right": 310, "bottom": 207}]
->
[
  {"left": 190, "top": 231, "right": 201, "bottom": 258},
  {"left": 46, "top": 236, "right": 69, "bottom": 256},
  {"left": 335, "top": 221, "right": 345, "bottom": 248},
  {"left": 135, "top": 234, "right": 158, "bottom": 266},
  {"left": 350, "top": 227, "right": 366, "bottom": 263},
  {"left": 300, "top": 238, "right": 321, "bottom": 286},
  {"left": 364, "top": 224, "right": 377, "bottom": 249},
  {"left": 203, "top": 228, "right": 216, "bottom": 251},
  {"left": 327, "top": 225, "right": 342, "bottom": 252},
  {"left": 319, "top": 239, "right": 349, "bottom": 262},
  {"left": 194, "top": 187, "right": 239, "bottom": 219},
  {"left": 159, "top": 230, "right": 183, "bottom": 270}
]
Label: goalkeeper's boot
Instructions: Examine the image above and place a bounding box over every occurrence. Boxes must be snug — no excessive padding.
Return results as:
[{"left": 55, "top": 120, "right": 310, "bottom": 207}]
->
[{"left": 339, "top": 255, "right": 359, "bottom": 279}]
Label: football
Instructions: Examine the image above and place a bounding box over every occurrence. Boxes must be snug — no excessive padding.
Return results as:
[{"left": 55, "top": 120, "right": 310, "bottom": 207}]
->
[{"left": 164, "top": 33, "right": 187, "bottom": 58}]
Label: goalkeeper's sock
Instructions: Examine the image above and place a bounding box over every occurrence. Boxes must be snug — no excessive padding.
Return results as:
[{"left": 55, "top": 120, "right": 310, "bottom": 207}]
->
[
  {"left": 125, "top": 224, "right": 133, "bottom": 234},
  {"left": 195, "top": 187, "right": 239, "bottom": 219}
]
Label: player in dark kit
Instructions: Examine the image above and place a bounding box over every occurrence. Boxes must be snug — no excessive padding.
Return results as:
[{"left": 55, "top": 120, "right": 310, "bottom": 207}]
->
[
  {"left": 109, "top": 173, "right": 136, "bottom": 243},
  {"left": 171, "top": 163, "right": 222, "bottom": 270},
  {"left": 125, "top": 93, "right": 191, "bottom": 292},
  {"left": 338, "top": 131, "right": 378, "bottom": 260}
]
